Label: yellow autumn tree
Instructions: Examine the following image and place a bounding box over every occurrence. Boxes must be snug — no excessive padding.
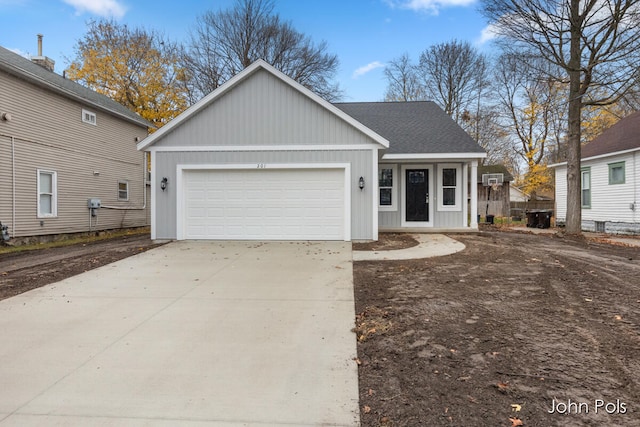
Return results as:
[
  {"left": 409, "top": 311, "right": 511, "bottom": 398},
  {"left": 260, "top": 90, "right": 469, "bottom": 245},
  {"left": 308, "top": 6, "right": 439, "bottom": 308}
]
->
[{"left": 66, "top": 19, "right": 188, "bottom": 129}]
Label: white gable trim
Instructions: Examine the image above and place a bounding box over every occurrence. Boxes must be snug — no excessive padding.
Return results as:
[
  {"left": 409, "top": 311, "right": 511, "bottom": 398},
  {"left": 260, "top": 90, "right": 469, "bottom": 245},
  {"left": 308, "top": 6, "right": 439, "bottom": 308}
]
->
[
  {"left": 549, "top": 146, "right": 640, "bottom": 168},
  {"left": 149, "top": 144, "right": 383, "bottom": 152},
  {"left": 137, "top": 60, "right": 389, "bottom": 151}
]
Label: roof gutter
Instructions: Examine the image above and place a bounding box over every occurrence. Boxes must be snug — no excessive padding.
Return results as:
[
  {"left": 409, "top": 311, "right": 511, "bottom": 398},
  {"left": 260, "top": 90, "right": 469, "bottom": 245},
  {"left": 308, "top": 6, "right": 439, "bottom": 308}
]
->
[{"left": 382, "top": 152, "right": 487, "bottom": 161}]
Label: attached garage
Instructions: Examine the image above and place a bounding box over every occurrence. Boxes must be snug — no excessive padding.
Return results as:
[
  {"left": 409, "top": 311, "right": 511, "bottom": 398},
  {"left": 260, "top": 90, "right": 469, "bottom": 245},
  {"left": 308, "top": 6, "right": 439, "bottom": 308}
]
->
[
  {"left": 138, "top": 60, "right": 389, "bottom": 241},
  {"left": 179, "top": 166, "right": 349, "bottom": 240}
]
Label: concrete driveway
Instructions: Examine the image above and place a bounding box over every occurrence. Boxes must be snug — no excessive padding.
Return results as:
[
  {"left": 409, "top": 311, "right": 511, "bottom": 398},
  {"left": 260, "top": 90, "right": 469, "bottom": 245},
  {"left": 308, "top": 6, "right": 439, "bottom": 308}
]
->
[{"left": 0, "top": 241, "right": 359, "bottom": 426}]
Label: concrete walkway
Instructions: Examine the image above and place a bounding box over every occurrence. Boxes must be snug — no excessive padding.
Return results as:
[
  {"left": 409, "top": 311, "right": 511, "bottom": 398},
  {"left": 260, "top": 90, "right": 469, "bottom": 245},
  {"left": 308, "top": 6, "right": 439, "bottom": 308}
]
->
[
  {"left": 0, "top": 241, "right": 359, "bottom": 426},
  {"left": 353, "top": 234, "right": 465, "bottom": 261}
]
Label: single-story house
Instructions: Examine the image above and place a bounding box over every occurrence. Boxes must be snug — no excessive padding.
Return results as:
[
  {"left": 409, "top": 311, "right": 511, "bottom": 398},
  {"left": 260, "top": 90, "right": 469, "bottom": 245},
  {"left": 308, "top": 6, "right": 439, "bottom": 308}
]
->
[
  {"left": 0, "top": 40, "right": 152, "bottom": 242},
  {"left": 552, "top": 110, "right": 640, "bottom": 234},
  {"left": 137, "top": 60, "right": 486, "bottom": 241}
]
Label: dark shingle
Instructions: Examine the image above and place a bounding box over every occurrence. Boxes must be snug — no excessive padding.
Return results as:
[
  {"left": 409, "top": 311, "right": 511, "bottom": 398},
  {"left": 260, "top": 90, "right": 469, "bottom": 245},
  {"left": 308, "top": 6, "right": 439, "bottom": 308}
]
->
[
  {"left": 0, "top": 45, "right": 151, "bottom": 128},
  {"left": 582, "top": 110, "right": 640, "bottom": 159},
  {"left": 333, "top": 101, "right": 485, "bottom": 154}
]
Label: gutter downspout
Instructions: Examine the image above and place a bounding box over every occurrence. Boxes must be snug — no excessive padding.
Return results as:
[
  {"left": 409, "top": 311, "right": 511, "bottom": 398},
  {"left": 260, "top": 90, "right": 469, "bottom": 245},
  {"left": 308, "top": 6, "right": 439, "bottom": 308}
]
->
[{"left": 11, "top": 136, "right": 16, "bottom": 237}]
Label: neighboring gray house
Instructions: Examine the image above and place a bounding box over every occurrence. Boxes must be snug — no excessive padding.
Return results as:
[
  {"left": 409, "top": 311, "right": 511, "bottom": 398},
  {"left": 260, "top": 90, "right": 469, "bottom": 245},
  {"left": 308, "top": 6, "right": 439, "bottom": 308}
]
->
[
  {"left": 552, "top": 111, "right": 640, "bottom": 234},
  {"left": 137, "top": 60, "right": 486, "bottom": 241},
  {"left": 0, "top": 43, "right": 151, "bottom": 241}
]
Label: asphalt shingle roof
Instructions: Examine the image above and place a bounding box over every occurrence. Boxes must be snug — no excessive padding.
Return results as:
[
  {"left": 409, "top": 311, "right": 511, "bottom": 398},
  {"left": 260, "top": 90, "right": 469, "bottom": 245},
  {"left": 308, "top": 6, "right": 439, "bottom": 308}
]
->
[
  {"left": 582, "top": 110, "right": 640, "bottom": 159},
  {"left": 0, "top": 45, "right": 151, "bottom": 128},
  {"left": 333, "top": 101, "right": 485, "bottom": 155}
]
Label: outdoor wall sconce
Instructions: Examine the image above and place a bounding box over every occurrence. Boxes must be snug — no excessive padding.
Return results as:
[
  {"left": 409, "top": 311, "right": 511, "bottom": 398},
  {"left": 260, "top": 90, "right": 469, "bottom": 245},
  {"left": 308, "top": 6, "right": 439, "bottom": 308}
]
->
[
  {"left": 160, "top": 177, "right": 168, "bottom": 192},
  {"left": 359, "top": 176, "right": 365, "bottom": 190}
]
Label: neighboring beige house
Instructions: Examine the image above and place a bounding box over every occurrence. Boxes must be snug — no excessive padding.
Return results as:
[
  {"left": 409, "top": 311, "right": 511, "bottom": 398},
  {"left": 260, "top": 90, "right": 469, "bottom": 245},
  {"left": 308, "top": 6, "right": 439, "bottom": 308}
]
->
[{"left": 0, "top": 42, "right": 151, "bottom": 241}]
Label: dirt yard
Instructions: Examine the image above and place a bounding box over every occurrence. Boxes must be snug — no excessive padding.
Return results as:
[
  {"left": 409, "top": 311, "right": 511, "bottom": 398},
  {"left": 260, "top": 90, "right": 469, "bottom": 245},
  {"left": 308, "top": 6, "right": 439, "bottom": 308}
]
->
[
  {"left": 354, "top": 230, "right": 640, "bottom": 427},
  {"left": 0, "top": 233, "right": 162, "bottom": 300},
  {"left": 2, "top": 229, "right": 639, "bottom": 426}
]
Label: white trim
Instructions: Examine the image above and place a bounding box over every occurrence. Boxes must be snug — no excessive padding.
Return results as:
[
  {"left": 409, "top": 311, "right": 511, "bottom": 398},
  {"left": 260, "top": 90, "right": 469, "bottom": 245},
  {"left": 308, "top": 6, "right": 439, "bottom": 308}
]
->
[
  {"left": 150, "top": 150, "right": 157, "bottom": 240},
  {"left": 149, "top": 144, "right": 382, "bottom": 153},
  {"left": 462, "top": 162, "right": 469, "bottom": 228},
  {"left": 82, "top": 109, "right": 97, "bottom": 126},
  {"left": 470, "top": 161, "right": 478, "bottom": 229},
  {"left": 437, "top": 163, "right": 462, "bottom": 211},
  {"left": 36, "top": 169, "right": 57, "bottom": 218},
  {"left": 117, "top": 180, "right": 129, "bottom": 201},
  {"left": 401, "top": 164, "right": 434, "bottom": 228},
  {"left": 372, "top": 149, "right": 379, "bottom": 241},
  {"left": 138, "top": 60, "right": 389, "bottom": 151},
  {"left": 378, "top": 164, "right": 398, "bottom": 211},
  {"left": 549, "top": 146, "right": 640, "bottom": 168},
  {"left": 176, "top": 163, "right": 352, "bottom": 241},
  {"left": 383, "top": 152, "right": 487, "bottom": 160}
]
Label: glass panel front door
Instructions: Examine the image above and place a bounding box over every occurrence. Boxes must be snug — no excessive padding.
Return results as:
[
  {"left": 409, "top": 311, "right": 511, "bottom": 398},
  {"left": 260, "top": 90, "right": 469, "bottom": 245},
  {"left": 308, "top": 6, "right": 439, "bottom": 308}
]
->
[{"left": 405, "top": 169, "right": 429, "bottom": 222}]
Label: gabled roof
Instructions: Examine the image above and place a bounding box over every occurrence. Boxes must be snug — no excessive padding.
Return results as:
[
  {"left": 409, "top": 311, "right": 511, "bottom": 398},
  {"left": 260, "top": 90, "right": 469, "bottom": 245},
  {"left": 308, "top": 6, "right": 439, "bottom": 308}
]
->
[
  {"left": 334, "top": 101, "right": 486, "bottom": 158},
  {"left": 138, "top": 59, "right": 389, "bottom": 150},
  {"left": 582, "top": 110, "right": 640, "bottom": 159},
  {"left": 0, "top": 45, "right": 152, "bottom": 129}
]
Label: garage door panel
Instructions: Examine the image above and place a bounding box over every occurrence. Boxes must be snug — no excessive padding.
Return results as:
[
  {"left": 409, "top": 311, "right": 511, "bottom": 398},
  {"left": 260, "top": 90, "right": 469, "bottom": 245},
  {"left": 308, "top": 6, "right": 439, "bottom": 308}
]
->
[{"left": 183, "top": 168, "right": 345, "bottom": 240}]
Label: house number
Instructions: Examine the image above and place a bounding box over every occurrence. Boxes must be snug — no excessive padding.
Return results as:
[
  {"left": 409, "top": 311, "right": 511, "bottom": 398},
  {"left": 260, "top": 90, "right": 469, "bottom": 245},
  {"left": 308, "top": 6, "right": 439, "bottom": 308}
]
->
[{"left": 257, "top": 163, "right": 266, "bottom": 168}]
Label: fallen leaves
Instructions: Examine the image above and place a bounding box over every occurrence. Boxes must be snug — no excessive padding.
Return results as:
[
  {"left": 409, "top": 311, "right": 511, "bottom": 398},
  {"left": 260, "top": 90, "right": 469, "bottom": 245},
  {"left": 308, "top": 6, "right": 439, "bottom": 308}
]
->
[
  {"left": 614, "top": 315, "right": 623, "bottom": 321},
  {"left": 496, "top": 381, "right": 510, "bottom": 392},
  {"left": 509, "top": 417, "right": 524, "bottom": 426},
  {"left": 354, "top": 307, "right": 393, "bottom": 342},
  {"left": 511, "top": 403, "right": 522, "bottom": 412}
]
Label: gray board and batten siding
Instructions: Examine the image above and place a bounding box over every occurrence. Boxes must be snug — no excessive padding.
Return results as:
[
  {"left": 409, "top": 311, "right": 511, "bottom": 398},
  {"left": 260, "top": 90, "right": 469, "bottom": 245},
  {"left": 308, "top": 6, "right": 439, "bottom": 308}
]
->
[
  {"left": 0, "top": 45, "right": 150, "bottom": 238},
  {"left": 147, "top": 67, "right": 384, "bottom": 241}
]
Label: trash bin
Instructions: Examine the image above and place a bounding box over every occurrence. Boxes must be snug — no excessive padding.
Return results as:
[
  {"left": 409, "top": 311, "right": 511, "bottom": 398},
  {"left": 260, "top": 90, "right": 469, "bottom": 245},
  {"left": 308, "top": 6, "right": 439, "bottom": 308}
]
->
[
  {"left": 537, "top": 210, "right": 553, "bottom": 229},
  {"left": 525, "top": 210, "right": 540, "bottom": 228},
  {"left": 486, "top": 214, "right": 495, "bottom": 224}
]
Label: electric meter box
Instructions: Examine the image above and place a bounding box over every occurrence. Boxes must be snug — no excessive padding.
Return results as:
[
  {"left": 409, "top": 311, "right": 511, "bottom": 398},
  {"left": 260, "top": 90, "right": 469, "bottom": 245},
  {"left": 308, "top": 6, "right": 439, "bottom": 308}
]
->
[{"left": 87, "top": 198, "right": 101, "bottom": 209}]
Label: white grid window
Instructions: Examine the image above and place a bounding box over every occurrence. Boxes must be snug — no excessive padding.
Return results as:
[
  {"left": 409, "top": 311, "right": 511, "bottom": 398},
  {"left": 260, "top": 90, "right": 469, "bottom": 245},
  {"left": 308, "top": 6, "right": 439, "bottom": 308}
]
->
[
  {"left": 37, "top": 170, "right": 57, "bottom": 218},
  {"left": 118, "top": 180, "right": 129, "bottom": 201},
  {"left": 82, "top": 109, "right": 97, "bottom": 125}
]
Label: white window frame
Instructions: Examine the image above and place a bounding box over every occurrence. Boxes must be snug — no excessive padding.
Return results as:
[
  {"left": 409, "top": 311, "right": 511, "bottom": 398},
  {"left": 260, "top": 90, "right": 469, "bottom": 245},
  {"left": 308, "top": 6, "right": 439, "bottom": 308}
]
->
[
  {"left": 438, "top": 163, "right": 461, "bottom": 211},
  {"left": 581, "top": 167, "right": 591, "bottom": 208},
  {"left": 37, "top": 169, "right": 57, "bottom": 218},
  {"left": 378, "top": 164, "right": 398, "bottom": 211},
  {"left": 82, "top": 109, "right": 97, "bottom": 125},
  {"left": 118, "top": 180, "right": 129, "bottom": 201}
]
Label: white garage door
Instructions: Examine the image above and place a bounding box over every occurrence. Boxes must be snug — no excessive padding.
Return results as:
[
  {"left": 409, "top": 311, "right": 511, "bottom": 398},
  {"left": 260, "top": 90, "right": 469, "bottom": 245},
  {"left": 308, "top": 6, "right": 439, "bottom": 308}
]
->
[{"left": 183, "top": 168, "right": 346, "bottom": 240}]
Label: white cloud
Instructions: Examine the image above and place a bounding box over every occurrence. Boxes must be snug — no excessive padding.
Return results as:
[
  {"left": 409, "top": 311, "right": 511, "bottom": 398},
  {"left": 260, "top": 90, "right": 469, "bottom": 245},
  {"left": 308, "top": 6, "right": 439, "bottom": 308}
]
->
[
  {"left": 62, "top": 0, "right": 127, "bottom": 18},
  {"left": 353, "top": 61, "right": 386, "bottom": 79},
  {"left": 386, "top": 0, "right": 476, "bottom": 15},
  {"left": 9, "top": 48, "right": 29, "bottom": 58},
  {"left": 477, "top": 23, "right": 498, "bottom": 45}
]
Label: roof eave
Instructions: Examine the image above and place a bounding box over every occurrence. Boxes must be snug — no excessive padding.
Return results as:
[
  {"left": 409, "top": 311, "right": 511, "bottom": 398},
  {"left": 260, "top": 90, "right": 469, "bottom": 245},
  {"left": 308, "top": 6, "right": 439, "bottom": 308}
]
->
[
  {"left": 382, "top": 152, "right": 487, "bottom": 161},
  {"left": 549, "top": 146, "right": 640, "bottom": 168}
]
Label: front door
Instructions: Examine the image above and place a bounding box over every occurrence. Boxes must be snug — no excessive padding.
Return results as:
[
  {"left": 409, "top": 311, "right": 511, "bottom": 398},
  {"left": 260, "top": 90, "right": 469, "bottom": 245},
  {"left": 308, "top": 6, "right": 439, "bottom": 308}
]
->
[{"left": 405, "top": 169, "right": 429, "bottom": 222}]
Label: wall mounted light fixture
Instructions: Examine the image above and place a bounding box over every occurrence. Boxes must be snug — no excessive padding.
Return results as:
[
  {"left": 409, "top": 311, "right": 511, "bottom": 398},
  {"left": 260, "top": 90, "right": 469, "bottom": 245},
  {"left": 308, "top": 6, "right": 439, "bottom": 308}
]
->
[
  {"left": 359, "top": 176, "right": 365, "bottom": 190},
  {"left": 161, "top": 177, "right": 168, "bottom": 191}
]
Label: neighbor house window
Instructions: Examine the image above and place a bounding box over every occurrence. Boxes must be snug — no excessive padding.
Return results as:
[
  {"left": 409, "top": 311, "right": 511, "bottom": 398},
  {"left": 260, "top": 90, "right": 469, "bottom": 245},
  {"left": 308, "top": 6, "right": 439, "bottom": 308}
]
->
[
  {"left": 438, "top": 164, "right": 461, "bottom": 210},
  {"left": 378, "top": 165, "right": 397, "bottom": 210},
  {"left": 118, "top": 180, "right": 129, "bottom": 201},
  {"left": 82, "top": 109, "right": 96, "bottom": 125},
  {"left": 608, "top": 161, "right": 625, "bottom": 185},
  {"left": 581, "top": 167, "right": 591, "bottom": 208},
  {"left": 37, "top": 170, "right": 57, "bottom": 218}
]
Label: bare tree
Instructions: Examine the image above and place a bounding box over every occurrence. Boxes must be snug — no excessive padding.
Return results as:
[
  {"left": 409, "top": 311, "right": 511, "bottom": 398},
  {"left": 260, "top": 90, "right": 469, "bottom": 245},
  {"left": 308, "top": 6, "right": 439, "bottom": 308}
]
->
[
  {"left": 417, "top": 40, "right": 488, "bottom": 122},
  {"left": 383, "top": 53, "right": 425, "bottom": 101},
  {"left": 493, "top": 53, "right": 565, "bottom": 195},
  {"left": 182, "top": 0, "right": 341, "bottom": 102},
  {"left": 481, "top": 0, "right": 640, "bottom": 234}
]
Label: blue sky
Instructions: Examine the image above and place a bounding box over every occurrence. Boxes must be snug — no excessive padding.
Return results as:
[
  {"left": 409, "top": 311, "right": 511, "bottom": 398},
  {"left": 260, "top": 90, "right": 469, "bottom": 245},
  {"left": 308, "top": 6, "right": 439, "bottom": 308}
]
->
[{"left": 0, "top": 0, "right": 494, "bottom": 101}]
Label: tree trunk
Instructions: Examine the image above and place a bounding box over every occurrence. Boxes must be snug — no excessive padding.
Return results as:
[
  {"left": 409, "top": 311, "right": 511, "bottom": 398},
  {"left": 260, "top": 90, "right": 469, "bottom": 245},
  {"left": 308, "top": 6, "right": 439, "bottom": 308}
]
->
[{"left": 565, "top": 0, "right": 582, "bottom": 235}]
